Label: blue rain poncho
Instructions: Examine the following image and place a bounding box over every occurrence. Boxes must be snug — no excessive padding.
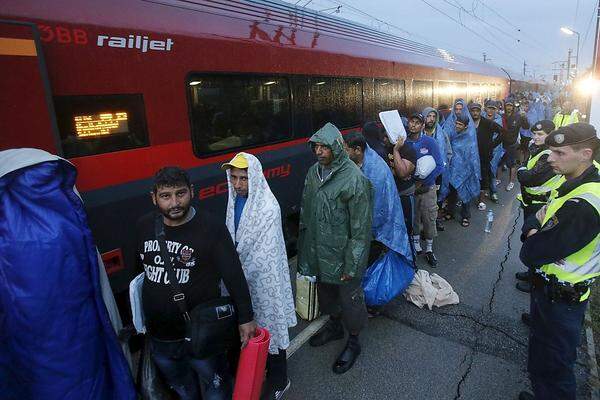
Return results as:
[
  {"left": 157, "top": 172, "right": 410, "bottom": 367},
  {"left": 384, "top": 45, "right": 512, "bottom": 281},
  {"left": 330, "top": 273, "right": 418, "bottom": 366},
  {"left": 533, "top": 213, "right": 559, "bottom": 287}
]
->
[
  {"left": 361, "top": 145, "right": 413, "bottom": 261},
  {"left": 422, "top": 107, "right": 451, "bottom": 200},
  {"left": 520, "top": 102, "right": 542, "bottom": 138},
  {"left": 0, "top": 149, "right": 135, "bottom": 400},
  {"left": 441, "top": 100, "right": 481, "bottom": 202}
]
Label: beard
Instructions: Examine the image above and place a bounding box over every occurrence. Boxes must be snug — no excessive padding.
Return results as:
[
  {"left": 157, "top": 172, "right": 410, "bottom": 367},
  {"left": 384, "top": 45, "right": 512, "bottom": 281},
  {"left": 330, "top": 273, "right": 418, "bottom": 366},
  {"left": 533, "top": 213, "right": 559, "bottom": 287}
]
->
[
  {"left": 159, "top": 203, "right": 191, "bottom": 221},
  {"left": 425, "top": 122, "right": 435, "bottom": 130}
]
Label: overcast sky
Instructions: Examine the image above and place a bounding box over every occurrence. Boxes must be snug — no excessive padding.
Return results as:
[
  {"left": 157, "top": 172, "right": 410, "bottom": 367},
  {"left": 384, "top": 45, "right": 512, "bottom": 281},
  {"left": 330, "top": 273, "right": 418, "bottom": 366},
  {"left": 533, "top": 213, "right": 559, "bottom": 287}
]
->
[{"left": 284, "top": 0, "right": 598, "bottom": 81}]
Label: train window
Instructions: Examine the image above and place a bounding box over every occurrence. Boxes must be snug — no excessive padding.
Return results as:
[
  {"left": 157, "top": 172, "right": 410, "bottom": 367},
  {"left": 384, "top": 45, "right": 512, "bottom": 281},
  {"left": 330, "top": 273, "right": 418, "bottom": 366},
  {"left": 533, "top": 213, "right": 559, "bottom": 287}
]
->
[
  {"left": 311, "top": 77, "right": 363, "bottom": 130},
  {"left": 54, "top": 94, "right": 149, "bottom": 158},
  {"left": 455, "top": 82, "right": 467, "bottom": 101},
  {"left": 469, "top": 83, "right": 481, "bottom": 103},
  {"left": 412, "top": 80, "right": 433, "bottom": 112},
  {"left": 374, "top": 79, "right": 406, "bottom": 114},
  {"left": 437, "top": 81, "right": 454, "bottom": 108},
  {"left": 188, "top": 75, "right": 292, "bottom": 156}
]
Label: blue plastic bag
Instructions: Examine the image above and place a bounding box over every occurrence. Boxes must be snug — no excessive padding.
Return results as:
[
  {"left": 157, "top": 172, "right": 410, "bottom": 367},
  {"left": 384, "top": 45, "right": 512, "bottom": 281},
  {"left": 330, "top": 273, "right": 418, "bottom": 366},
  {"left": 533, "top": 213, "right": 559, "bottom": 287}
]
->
[{"left": 362, "top": 250, "right": 415, "bottom": 306}]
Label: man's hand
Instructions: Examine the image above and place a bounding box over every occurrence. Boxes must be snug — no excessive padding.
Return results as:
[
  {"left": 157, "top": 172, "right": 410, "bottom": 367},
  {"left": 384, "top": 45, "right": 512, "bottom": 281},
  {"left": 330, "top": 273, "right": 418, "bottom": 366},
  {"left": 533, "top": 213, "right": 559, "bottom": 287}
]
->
[
  {"left": 394, "top": 136, "right": 406, "bottom": 151},
  {"left": 239, "top": 320, "right": 257, "bottom": 349},
  {"left": 535, "top": 205, "right": 547, "bottom": 225},
  {"left": 340, "top": 273, "right": 353, "bottom": 282},
  {"left": 526, "top": 229, "right": 538, "bottom": 238}
]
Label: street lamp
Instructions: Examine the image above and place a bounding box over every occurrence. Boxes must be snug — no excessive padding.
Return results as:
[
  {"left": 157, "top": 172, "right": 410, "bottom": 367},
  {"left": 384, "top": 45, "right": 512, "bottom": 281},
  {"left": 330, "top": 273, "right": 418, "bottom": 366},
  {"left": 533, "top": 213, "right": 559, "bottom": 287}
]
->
[{"left": 561, "top": 26, "right": 580, "bottom": 79}]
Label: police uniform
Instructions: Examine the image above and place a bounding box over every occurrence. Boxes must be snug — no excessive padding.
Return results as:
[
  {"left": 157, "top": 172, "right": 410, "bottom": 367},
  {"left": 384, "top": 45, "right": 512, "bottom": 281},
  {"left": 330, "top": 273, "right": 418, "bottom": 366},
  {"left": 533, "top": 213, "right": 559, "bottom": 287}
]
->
[
  {"left": 519, "top": 123, "right": 600, "bottom": 400},
  {"left": 517, "top": 120, "right": 562, "bottom": 220}
]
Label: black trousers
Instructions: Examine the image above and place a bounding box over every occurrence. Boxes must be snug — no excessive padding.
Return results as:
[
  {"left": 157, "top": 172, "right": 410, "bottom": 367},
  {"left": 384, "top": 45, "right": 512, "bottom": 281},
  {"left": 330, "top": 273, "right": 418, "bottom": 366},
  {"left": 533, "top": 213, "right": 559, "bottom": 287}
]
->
[
  {"left": 446, "top": 186, "right": 471, "bottom": 220},
  {"left": 266, "top": 349, "right": 287, "bottom": 390},
  {"left": 529, "top": 286, "right": 587, "bottom": 400}
]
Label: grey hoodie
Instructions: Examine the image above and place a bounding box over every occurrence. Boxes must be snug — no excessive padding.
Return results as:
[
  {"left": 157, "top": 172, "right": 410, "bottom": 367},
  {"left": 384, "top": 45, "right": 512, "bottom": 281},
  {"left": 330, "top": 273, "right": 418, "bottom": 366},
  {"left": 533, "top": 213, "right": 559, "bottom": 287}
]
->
[{"left": 422, "top": 107, "right": 453, "bottom": 161}]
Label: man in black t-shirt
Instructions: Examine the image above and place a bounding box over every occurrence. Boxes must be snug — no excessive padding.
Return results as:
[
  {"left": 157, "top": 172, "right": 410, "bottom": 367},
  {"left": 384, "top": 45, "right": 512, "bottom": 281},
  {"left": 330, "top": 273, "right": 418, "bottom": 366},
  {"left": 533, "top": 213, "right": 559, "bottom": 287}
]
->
[{"left": 136, "top": 166, "right": 256, "bottom": 400}]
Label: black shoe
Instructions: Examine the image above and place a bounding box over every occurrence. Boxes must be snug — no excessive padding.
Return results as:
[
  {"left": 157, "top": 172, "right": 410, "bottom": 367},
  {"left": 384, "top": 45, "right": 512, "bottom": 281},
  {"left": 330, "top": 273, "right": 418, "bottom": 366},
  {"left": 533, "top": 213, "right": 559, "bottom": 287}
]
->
[
  {"left": 332, "top": 336, "right": 361, "bottom": 374},
  {"left": 309, "top": 319, "right": 344, "bottom": 347},
  {"left": 425, "top": 251, "right": 438, "bottom": 267},
  {"left": 515, "top": 271, "right": 531, "bottom": 281},
  {"left": 521, "top": 312, "right": 531, "bottom": 327},
  {"left": 516, "top": 281, "right": 532, "bottom": 293},
  {"left": 518, "top": 391, "right": 534, "bottom": 400},
  {"left": 436, "top": 219, "right": 445, "bottom": 231}
]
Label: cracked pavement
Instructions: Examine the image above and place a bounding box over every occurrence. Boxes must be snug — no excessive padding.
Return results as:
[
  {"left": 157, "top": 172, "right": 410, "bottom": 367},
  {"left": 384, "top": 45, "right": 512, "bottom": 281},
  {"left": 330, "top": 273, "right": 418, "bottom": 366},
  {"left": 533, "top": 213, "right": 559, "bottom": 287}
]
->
[{"left": 285, "top": 189, "right": 592, "bottom": 399}]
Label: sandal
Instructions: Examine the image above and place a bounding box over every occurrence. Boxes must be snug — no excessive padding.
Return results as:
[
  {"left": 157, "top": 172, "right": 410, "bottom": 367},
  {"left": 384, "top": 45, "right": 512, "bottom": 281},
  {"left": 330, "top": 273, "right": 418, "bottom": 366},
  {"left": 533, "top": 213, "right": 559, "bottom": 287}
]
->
[
  {"left": 461, "top": 218, "right": 470, "bottom": 227},
  {"left": 478, "top": 202, "right": 486, "bottom": 211},
  {"left": 444, "top": 213, "right": 454, "bottom": 221}
]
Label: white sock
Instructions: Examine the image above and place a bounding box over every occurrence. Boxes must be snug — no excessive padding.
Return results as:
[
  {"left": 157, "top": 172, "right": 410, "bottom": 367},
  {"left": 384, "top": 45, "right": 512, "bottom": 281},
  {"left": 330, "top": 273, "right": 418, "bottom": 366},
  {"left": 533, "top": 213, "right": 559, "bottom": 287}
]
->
[
  {"left": 425, "top": 239, "right": 433, "bottom": 253},
  {"left": 412, "top": 235, "right": 422, "bottom": 252}
]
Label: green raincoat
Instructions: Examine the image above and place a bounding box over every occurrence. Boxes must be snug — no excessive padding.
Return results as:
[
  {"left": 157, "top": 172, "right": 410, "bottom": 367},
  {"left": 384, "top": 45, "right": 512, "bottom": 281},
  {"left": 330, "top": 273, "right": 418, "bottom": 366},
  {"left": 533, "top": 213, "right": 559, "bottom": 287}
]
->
[{"left": 297, "top": 123, "right": 373, "bottom": 284}]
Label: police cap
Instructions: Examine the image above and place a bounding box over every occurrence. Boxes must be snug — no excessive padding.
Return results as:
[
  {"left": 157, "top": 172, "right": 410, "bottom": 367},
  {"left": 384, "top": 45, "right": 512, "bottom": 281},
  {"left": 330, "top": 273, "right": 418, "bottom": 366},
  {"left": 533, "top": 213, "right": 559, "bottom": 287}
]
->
[
  {"left": 546, "top": 123, "right": 599, "bottom": 147},
  {"left": 531, "top": 120, "right": 555, "bottom": 135},
  {"left": 469, "top": 102, "right": 482, "bottom": 110}
]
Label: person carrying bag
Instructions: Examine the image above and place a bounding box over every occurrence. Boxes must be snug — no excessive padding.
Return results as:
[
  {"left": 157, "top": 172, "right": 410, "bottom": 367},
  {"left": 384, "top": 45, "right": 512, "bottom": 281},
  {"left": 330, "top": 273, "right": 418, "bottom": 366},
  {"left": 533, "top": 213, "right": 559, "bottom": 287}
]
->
[{"left": 134, "top": 167, "right": 256, "bottom": 400}]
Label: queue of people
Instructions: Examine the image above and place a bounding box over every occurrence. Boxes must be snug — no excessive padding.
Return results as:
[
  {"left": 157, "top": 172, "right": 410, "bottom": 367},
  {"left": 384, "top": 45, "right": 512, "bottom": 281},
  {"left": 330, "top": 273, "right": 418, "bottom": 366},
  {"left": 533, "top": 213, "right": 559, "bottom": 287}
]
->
[{"left": 130, "top": 90, "right": 599, "bottom": 400}]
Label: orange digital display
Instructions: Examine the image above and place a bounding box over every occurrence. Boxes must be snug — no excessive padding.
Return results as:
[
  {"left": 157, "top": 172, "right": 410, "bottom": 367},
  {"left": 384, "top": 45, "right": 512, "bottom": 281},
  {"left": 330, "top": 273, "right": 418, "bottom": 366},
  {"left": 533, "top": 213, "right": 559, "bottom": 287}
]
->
[{"left": 74, "top": 112, "right": 129, "bottom": 138}]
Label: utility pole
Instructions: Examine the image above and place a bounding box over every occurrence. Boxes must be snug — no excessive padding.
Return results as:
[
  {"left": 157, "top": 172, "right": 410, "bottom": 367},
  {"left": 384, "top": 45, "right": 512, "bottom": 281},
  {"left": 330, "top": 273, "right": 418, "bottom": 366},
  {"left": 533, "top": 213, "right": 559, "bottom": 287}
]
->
[
  {"left": 523, "top": 60, "right": 527, "bottom": 77},
  {"left": 483, "top": 52, "right": 487, "bottom": 63},
  {"left": 566, "top": 48, "right": 572, "bottom": 82}
]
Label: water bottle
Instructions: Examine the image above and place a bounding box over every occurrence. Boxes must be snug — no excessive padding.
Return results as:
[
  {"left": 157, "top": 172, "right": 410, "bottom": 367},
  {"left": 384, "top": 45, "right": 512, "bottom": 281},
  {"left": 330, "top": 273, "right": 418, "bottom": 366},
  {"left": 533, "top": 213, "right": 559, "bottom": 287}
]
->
[{"left": 484, "top": 209, "right": 494, "bottom": 233}]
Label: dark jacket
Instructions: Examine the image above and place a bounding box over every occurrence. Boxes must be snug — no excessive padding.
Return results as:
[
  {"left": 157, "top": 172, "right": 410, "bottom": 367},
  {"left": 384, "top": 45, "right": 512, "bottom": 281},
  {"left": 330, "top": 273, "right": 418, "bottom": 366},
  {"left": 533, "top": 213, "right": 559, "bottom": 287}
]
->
[
  {"left": 502, "top": 112, "right": 530, "bottom": 146},
  {"left": 517, "top": 144, "right": 555, "bottom": 188},
  {"left": 475, "top": 117, "right": 505, "bottom": 162}
]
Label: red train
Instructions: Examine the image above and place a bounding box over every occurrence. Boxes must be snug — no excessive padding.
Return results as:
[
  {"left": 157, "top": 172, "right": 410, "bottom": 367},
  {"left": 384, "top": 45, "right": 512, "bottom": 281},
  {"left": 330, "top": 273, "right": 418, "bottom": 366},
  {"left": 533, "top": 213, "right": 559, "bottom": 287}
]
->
[{"left": 1, "top": 0, "right": 508, "bottom": 308}]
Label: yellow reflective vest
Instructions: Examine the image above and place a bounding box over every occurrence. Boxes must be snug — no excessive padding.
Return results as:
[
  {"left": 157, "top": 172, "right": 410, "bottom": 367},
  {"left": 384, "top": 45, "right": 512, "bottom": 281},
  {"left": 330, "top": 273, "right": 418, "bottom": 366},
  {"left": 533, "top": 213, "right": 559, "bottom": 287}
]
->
[
  {"left": 553, "top": 111, "right": 579, "bottom": 128},
  {"left": 517, "top": 149, "right": 563, "bottom": 206},
  {"left": 539, "top": 181, "right": 600, "bottom": 301}
]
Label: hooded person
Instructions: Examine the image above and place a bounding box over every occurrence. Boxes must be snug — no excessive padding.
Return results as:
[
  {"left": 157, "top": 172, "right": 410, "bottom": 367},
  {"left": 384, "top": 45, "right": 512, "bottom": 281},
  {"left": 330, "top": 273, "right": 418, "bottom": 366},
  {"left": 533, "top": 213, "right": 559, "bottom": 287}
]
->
[
  {"left": 423, "top": 106, "right": 453, "bottom": 229},
  {"left": 343, "top": 132, "right": 413, "bottom": 263},
  {"left": 0, "top": 149, "right": 135, "bottom": 400},
  {"left": 442, "top": 103, "right": 481, "bottom": 227},
  {"left": 297, "top": 122, "right": 372, "bottom": 375},
  {"left": 222, "top": 152, "right": 297, "bottom": 398}
]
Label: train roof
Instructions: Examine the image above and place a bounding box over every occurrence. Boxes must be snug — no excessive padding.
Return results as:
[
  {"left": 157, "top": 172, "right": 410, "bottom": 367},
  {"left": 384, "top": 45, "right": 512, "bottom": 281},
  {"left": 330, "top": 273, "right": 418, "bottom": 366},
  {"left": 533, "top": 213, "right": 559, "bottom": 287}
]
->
[{"left": 3, "top": 0, "right": 507, "bottom": 79}]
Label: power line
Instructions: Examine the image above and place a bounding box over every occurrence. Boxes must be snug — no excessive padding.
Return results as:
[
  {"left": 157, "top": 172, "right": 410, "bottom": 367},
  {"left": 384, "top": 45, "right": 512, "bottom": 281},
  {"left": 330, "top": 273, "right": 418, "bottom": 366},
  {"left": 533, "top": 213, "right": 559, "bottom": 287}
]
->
[
  {"left": 418, "top": 0, "right": 522, "bottom": 63},
  {"left": 440, "top": 0, "right": 530, "bottom": 59},
  {"left": 581, "top": 1, "right": 598, "bottom": 49},
  {"left": 316, "top": 0, "right": 483, "bottom": 57},
  {"left": 472, "top": 0, "right": 553, "bottom": 53}
]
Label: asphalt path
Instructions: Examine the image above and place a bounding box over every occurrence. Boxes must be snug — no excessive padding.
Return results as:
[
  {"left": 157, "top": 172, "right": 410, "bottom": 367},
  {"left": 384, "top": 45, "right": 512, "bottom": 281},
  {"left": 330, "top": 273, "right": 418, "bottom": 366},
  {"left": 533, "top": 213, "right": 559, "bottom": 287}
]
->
[{"left": 285, "top": 184, "right": 592, "bottom": 400}]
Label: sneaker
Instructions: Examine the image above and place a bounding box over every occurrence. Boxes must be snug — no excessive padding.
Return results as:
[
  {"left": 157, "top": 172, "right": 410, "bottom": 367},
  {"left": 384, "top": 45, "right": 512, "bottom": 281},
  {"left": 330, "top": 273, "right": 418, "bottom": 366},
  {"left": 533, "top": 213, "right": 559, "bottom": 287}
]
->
[
  {"left": 506, "top": 182, "right": 515, "bottom": 191},
  {"left": 478, "top": 202, "right": 486, "bottom": 211},
  {"left": 274, "top": 380, "right": 291, "bottom": 400},
  {"left": 491, "top": 193, "right": 499, "bottom": 203},
  {"left": 495, "top": 179, "right": 501, "bottom": 186}
]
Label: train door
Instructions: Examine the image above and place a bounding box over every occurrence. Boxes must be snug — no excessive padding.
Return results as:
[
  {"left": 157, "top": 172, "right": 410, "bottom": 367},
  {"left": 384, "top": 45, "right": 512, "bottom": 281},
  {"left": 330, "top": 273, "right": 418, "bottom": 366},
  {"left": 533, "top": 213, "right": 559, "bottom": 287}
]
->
[{"left": 0, "top": 20, "right": 60, "bottom": 153}]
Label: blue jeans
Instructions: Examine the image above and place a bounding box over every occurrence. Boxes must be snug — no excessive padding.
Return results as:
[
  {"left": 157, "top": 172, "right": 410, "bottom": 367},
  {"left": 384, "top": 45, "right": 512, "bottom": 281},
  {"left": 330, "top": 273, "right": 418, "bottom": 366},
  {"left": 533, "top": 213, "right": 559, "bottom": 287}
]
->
[
  {"left": 150, "top": 337, "right": 232, "bottom": 400},
  {"left": 528, "top": 286, "right": 587, "bottom": 400}
]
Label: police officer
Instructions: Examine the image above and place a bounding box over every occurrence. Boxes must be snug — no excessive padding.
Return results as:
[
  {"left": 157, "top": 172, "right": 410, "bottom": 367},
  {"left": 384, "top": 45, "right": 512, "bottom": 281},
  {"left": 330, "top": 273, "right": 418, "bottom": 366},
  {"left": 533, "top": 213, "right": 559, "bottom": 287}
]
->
[
  {"left": 518, "top": 123, "right": 600, "bottom": 400},
  {"left": 515, "top": 120, "right": 562, "bottom": 293}
]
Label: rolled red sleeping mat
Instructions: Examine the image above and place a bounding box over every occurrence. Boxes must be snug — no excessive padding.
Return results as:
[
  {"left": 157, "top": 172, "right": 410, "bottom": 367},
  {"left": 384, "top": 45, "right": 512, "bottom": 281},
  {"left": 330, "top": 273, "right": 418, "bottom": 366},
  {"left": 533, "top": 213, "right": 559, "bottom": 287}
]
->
[{"left": 232, "top": 327, "right": 271, "bottom": 400}]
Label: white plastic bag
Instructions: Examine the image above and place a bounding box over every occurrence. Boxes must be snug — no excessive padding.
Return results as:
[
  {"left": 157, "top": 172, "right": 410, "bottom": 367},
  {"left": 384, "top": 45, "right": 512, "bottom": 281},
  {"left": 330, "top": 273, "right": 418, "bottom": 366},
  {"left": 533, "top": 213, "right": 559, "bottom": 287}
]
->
[{"left": 129, "top": 272, "right": 146, "bottom": 334}]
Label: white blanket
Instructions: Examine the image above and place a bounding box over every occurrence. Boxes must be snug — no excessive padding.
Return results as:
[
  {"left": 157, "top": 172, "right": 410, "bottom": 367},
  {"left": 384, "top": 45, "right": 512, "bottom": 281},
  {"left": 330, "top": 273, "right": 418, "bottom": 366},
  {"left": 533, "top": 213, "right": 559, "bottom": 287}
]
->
[
  {"left": 403, "top": 269, "right": 460, "bottom": 310},
  {"left": 225, "top": 153, "right": 297, "bottom": 354}
]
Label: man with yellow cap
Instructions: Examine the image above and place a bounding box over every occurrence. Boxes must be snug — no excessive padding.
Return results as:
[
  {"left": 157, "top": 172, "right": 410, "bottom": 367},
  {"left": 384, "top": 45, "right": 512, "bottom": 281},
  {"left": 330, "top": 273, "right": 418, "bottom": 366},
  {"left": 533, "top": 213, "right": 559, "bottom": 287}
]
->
[
  {"left": 518, "top": 123, "right": 600, "bottom": 400},
  {"left": 222, "top": 153, "right": 297, "bottom": 400}
]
